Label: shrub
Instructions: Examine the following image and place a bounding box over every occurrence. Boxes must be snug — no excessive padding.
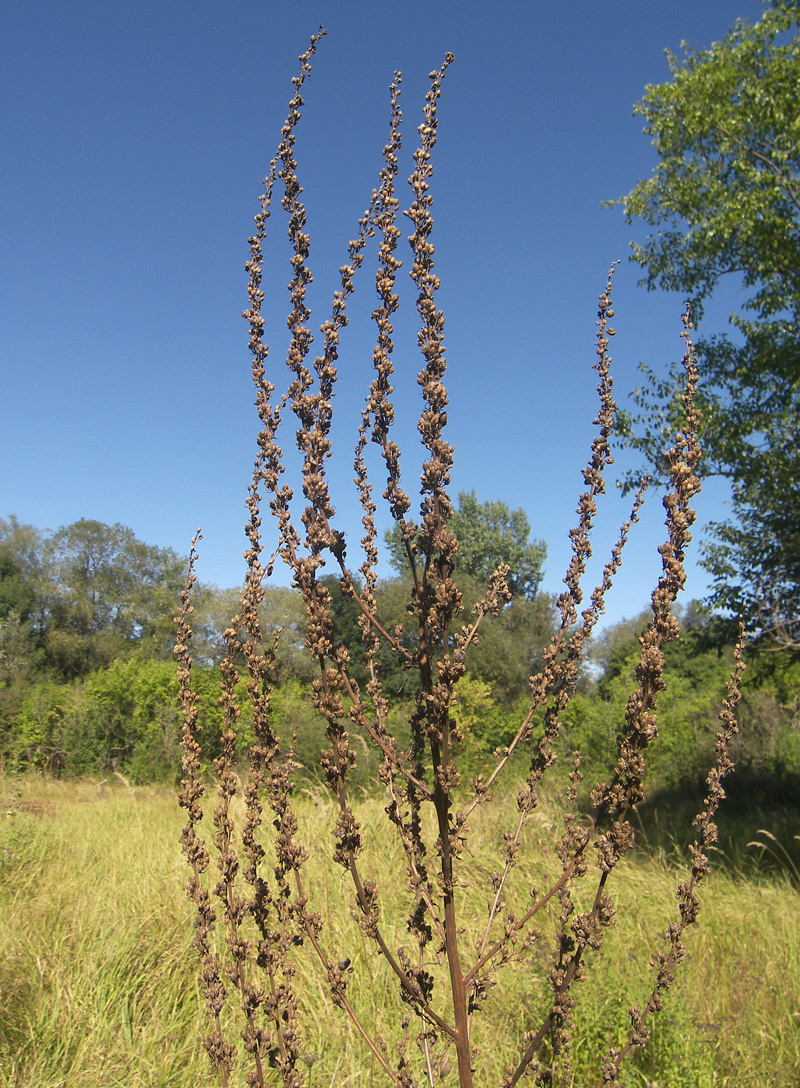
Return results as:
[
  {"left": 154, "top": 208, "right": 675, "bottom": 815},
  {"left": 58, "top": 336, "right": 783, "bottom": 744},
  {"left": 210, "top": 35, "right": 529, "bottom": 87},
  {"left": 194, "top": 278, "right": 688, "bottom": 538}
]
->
[
  {"left": 176, "top": 31, "right": 745, "bottom": 1088},
  {"left": 11, "top": 658, "right": 223, "bottom": 780}
]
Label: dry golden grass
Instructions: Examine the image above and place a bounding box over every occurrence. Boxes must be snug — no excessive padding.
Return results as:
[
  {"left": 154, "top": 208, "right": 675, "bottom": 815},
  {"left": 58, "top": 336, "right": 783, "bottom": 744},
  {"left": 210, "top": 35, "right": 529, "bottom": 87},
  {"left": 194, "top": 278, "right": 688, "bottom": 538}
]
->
[{"left": 1, "top": 776, "right": 798, "bottom": 1087}]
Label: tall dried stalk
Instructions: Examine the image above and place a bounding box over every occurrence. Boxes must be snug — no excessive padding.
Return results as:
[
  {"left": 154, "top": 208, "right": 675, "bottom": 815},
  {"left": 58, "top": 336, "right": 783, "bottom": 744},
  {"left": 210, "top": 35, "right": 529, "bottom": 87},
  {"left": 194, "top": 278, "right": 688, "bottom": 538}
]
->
[{"left": 177, "top": 30, "right": 744, "bottom": 1088}]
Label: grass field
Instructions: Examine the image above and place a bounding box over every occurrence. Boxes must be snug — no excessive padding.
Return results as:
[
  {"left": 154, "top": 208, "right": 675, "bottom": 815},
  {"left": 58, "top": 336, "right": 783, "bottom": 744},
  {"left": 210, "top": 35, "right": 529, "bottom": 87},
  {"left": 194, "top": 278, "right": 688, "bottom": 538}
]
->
[{"left": 1, "top": 774, "right": 798, "bottom": 1087}]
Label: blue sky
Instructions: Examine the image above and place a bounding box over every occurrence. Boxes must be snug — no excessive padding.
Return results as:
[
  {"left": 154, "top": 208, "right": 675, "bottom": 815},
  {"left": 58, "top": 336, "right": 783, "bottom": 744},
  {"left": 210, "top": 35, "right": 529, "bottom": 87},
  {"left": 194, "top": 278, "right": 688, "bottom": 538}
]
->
[{"left": 1, "top": 0, "right": 765, "bottom": 626}]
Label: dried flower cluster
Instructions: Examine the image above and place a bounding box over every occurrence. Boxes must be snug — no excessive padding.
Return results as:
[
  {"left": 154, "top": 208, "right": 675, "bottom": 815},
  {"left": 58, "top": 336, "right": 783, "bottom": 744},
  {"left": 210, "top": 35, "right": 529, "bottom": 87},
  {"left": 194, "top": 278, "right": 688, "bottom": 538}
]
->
[{"left": 177, "top": 30, "right": 745, "bottom": 1088}]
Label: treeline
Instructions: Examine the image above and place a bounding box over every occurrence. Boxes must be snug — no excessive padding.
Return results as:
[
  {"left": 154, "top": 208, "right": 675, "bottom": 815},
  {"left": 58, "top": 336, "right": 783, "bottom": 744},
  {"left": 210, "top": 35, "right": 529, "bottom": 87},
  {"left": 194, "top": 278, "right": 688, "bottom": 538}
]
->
[{"left": 1, "top": 514, "right": 798, "bottom": 789}]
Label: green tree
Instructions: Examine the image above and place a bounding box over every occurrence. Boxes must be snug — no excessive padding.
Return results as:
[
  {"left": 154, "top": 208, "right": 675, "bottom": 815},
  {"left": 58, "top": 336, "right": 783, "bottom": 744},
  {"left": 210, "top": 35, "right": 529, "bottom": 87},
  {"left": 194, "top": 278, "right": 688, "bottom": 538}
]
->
[
  {"left": 0, "top": 516, "right": 48, "bottom": 637},
  {"left": 0, "top": 518, "right": 47, "bottom": 739},
  {"left": 385, "top": 493, "right": 551, "bottom": 708},
  {"left": 0, "top": 519, "right": 38, "bottom": 623},
  {"left": 609, "top": 1, "right": 800, "bottom": 652},
  {"left": 188, "top": 583, "right": 314, "bottom": 681},
  {"left": 0, "top": 613, "right": 40, "bottom": 757},
  {"left": 44, "top": 519, "right": 187, "bottom": 675},
  {"left": 568, "top": 609, "right": 739, "bottom": 788},
  {"left": 316, "top": 575, "right": 423, "bottom": 699},
  {"left": 386, "top": 490, "right": 546, "bottom": 599},
  {"left": 454, "top": 573, "right": 557, "bottom": 704},
  {"left": 10, "top": 657, "right": 224, "bottom": 780}
]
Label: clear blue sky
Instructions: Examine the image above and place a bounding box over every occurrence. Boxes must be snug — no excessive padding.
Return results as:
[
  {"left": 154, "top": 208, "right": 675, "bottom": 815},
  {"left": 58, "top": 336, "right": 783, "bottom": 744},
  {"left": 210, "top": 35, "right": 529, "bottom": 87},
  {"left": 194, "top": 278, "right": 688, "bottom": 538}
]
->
[{"left": 1, "top": 0, "right": 765, "bottom": 626}]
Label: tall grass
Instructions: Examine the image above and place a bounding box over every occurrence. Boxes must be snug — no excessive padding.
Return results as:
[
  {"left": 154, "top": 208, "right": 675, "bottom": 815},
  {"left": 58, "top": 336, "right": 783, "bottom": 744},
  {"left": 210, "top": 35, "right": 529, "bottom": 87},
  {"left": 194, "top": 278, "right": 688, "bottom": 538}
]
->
[{"left": 0, "top": 777, "right": 798, "bottom": 1087}]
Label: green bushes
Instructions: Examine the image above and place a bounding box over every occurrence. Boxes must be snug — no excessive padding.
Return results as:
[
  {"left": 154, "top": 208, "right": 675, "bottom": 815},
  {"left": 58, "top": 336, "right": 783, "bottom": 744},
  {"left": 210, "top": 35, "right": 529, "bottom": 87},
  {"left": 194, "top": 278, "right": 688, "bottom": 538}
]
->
[
  {"left": 7, "top": 660, "right": 221, "bottom": 782},
  {"left": 5, "top": 615, "right": 799, "bottom": 794}
]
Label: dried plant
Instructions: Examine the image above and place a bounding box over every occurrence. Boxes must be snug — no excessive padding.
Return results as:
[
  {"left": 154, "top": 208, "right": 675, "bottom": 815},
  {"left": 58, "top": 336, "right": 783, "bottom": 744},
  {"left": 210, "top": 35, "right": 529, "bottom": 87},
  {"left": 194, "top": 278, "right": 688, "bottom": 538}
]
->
[{"left": 176, "top": 30, "right": 745, "bottom": 1088}]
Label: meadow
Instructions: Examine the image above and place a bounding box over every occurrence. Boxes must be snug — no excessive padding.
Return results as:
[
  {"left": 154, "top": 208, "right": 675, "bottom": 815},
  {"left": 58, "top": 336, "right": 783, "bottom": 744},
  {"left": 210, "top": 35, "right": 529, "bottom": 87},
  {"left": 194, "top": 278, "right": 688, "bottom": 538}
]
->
[
  {"left": 1, "top": 775, "right": 798, "bottom": 1088},
  {"left": 3, "top": 19, "right": 800, "bottom": 1088}
]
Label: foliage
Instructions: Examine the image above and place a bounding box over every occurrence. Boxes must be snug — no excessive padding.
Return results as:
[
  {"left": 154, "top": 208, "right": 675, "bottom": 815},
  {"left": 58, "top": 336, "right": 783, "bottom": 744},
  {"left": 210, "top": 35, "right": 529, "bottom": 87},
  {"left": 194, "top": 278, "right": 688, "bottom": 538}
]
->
[
  {"left": 0, "top": 614, "right": 41, "bottom": 749},
  {"left": 0, "top": 517, "right": 41, "bottom": 627},
  {"left": 562, "top": 609, "right": 741, "bottom": 791},
  {"left": 386, "top": 489, "right": 547, "bottom": 599},
  {"left": 0, "top": 518, "right": 48, "bottom": 715},
  {"left": 574, "top": 609, "right": 800, "bottom": 790},
  {"left": 733, "top": 656, "right": 800, "bottom": 776},
  {"left": 609, "top": 0, "right": 800, "bottom": 652},
  {"left": 448, "top": 673, "right": 530, "bottom": 760},
  {"left": 6, "top": 660, "right": 223, "bottom": 781},
  {"left": 703, "top": 444, "right": 800, "bottom": 649},
  {"left": 0, "top": 515, "right": 188, "bottom": 680},
  {"left": 319, "top": 567, "right": 557, "bottom": 709},
  {"left": 45, "top": 518, "right": 186, "bottom": 673},
  {"left": 14, "top": 679, "right": 87, "bottom": 775},
  {"left": 455, "top": 573, "right": 557, "bottom": 704},
  {"left": 190, "top": 583, "right": 319, "bottom": 684}
]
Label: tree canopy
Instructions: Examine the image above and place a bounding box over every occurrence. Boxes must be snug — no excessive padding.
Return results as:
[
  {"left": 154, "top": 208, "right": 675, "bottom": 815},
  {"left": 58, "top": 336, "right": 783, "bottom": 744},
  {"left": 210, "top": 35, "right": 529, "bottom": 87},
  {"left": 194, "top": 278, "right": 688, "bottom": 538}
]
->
[
  {"left": 2, "top": 514, "right": 799, "bottom": 796},
  {"left": 385, "top": 490, "right": 547, "bottom": 599},
  {"left": 610, "top": 0, "right": 800, "bottom": 652},
  {"left": 0, "top": 516, "right": 187, "bottom": 677}
]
